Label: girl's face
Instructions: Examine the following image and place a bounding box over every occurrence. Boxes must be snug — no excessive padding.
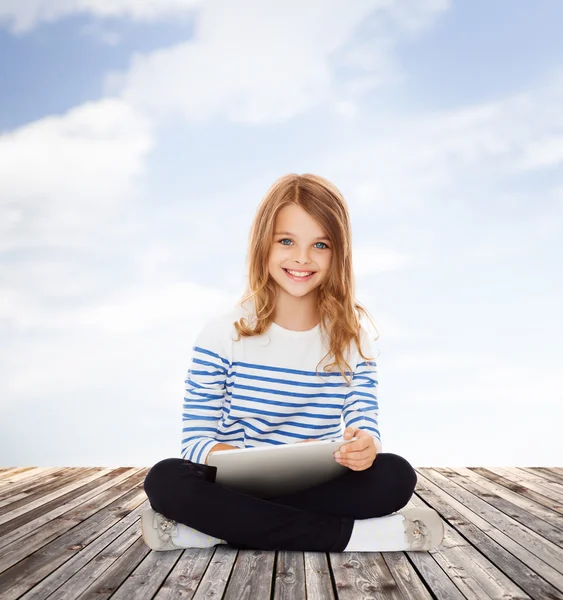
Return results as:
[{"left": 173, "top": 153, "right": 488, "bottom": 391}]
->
[{"left": 268, "top": 204, "right": 332, "bottom": 297}]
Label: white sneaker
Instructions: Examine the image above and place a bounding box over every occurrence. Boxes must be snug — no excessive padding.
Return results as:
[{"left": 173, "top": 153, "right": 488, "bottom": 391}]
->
[
  {"left": 141, "top": 508, "right": 226, "bottom": 551},
  {"left": 399, "top": 507, "right": 445, "bottom": 551},
  {"left": 141, "top": 508, "right": 183, "bottom": 551}
]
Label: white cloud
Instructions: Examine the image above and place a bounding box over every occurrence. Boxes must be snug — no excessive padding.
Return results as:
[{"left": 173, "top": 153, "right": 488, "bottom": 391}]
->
[
  {"left": 332, "top": 100, "right": 360, "bottom": 119},
  {"left": 1, "top": 0, "right": 454, "bottom": 172},
  {"left": 0, "top": 0, "right": 450, "bottom": 42},
  {"left": 2, "top": 281, "right": 235, "bottom": 365},
  {"left": 363, "top": 312, "right": 423, "bottom": 343},
  {"left": 317, "top": 69, "right": 563, "bottom": 267},
  {"left": 0, "top": 97, "right": 153, "bottom": 251},
  {"left": 353, "top": 244, "right": 414, "bottom": 275},
  {"left": 80, "top": 21, "right": 123, "bottom": 46},
  {"left": 65, "top": 281, "right": 234, "bottom": 335},
  {"left": 458, "top": 188, "right": 563, "bottom": 260},
  {"left": 0, "top": 0, "right": 203, "bottom": 34},
  {"left": 103, "top": 0, "right": 449, "bottom": 124},
  {"left": 385, "top": 0, "right": 450, "bottom": 34},
  {"left": 390, "top": 352, "right": 482, "bottom": 370},
  {"left": 519, "top": 135, "right": 563, "bottom": 170}
]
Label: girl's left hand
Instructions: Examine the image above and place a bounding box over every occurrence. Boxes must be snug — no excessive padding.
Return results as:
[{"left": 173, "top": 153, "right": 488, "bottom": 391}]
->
[{"left": 334, "top": 427, "right": 378, "bottom": 471}]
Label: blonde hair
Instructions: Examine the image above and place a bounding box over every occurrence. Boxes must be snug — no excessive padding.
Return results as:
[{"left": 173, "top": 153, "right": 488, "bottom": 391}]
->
[{"left": 233, "top": 173, "right": 379, "bottom": 387}]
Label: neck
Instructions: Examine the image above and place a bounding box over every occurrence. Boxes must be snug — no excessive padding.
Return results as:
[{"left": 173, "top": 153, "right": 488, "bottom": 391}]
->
[{"left": 272, "top": 287, "right": 320, "bottom": 331}]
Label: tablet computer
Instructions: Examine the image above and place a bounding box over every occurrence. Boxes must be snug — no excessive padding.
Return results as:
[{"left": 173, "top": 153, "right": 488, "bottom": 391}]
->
[{"left": 206, "top": 437, "right": 357, "bottom": 499}]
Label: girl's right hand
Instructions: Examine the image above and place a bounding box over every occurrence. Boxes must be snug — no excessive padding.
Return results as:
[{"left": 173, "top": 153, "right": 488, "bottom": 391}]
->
[{"left": 296, "top": 438, "right": 316, "bottom": 443}]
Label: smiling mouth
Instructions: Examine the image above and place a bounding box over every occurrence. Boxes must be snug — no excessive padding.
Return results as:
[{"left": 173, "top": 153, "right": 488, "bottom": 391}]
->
[{"left": 283, "top": 268, "right": 317, "bottom": 279}]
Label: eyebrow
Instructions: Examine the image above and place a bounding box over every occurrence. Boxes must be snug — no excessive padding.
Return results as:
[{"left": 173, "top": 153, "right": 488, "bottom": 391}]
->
[{"left": 274, "top": 231, "right": 330, "bottom": 241}]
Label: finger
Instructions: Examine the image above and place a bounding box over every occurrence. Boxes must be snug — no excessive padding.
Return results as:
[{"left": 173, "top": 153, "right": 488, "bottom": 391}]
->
[
  {"left": 335, "top": 453, "right": 372, "bottom": 468},
  {"left": 340, "top": 438, "right": 370, "bottom": 454},
  {"left": 337, "top": 450, "right": 372, "bottom": 463},
  {"left": 341, "top": 430, "right": 374, "bottom": 453},
  {"left": 343, "top": 426, "right": 359, "bottom": 440}
]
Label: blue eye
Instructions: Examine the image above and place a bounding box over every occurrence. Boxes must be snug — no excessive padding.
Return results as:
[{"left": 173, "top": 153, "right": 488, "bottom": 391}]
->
[{"left": 279, "top": 239, "right": 328, "bottom": 249}]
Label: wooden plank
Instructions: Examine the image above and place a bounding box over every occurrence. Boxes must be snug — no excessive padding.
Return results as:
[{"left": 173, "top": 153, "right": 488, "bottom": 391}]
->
[
  {"left": 151, "top": 547, "right": 224, "bottom": 600},
  {"left": 0, "top": 468, "right": 147, "bottom": 600},
  {"left": 0, "top": 467, "right": 106, "bottom": 520},
  {"left": 0, "top": 467, "right": 79, "bottom": 495},
  {"left": 43, "top": 503, "right": 156, "bottom": 600},
  {"left": 327, "top": 495, "right": 460, "bottom": 600},
  {"left": 470, "top": 467, "right": 563, "bottom": 505},
  {"left": 380, "top": 551, "right": 435, "bottom": 600},
  {"left": 431, "top": 467, "right": 563, "bottom": 548},
  {"left": 175, "top": 546, "right": 238, "bottom": 599},
  {"left": 415, "top": 467, "right": 563, "bottom": 598},
  {"left": 272, "top": 549, "right": 307, "bottom": 600},
  {"left": 1, "top": 465, "right": 561, "bottom": 599},
  {"left": 543, "top": 468, "right": 563, "bottom": 479},
  {"left": 0, "top": 468, "right": 108, "bottom": 515},
  {"left": 104, "top": 542, "right": 233, "bottom": 600},
  {"left": 506, "top": 467, "right": 563, "bottom": 486},
  {"left": 533, "top": 468, "right": 563, "bottom": 485},
  {"left": 408, "top": 489, "right": 497, "bottom": 600},
  {"left": 518, "top": 467, "right": 563, "bottom": 486},
  {"left": 222, "top": 549, "right": 275, "bottom": 600},
  {"left": 329, "top": 551, "right": 405, "bottom": 599},
  {"left": 303, "top": 552, "right": 334, "bottom": 600},
  {"left": 85, "top": 536, "right": 169, "bottom": 600},
  {"left": 0, "top": 468, "right": 141, "bottom": 554},
  {"left": 0, "top": 467, "right": 41, "bottom": 481},
  {"left": 0, "top": 467, "right": 62, "bottom": 489},
  {"left": 450, "top": 467, "right": 563, "bottom": 529}
]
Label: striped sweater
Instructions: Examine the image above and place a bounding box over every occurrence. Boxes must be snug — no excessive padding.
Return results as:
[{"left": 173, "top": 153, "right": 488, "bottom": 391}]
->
[{"left": 181, "top": 300, "right": 382, "bottom": 465}]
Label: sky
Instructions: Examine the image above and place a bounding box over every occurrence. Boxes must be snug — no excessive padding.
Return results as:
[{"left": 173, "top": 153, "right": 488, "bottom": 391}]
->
[{"left": 0, "top": 0, "right": 562, "bottom": 469}]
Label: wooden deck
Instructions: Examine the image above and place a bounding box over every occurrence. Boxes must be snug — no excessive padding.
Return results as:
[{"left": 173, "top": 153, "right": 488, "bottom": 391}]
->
[{"left": 0, "top": 466, "right": 562, "bottom": 600}]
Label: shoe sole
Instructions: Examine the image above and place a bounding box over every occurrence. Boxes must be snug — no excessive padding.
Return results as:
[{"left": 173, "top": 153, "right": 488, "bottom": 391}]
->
[{"left": 400, "top": 507, "right": 445, "bottom": 551}]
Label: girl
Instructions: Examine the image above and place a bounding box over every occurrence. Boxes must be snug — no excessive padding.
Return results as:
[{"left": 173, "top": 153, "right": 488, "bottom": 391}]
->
[{"left": 142, "top": 173, "right": 445, "bottom": 553}]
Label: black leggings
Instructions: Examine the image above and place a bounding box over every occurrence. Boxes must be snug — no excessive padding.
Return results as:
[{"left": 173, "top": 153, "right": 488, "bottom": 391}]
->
[{"left": 143, "top": 452, "right": 417, "bottom": 552}]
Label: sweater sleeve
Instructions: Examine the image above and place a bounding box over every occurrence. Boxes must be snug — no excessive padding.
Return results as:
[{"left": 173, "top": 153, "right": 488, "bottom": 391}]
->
[
  {"left": 181, "top": 317, "right": 229, "bottom": 465},
  {"left": 342, "top": 327, "right": 383, "bottom": 454}
]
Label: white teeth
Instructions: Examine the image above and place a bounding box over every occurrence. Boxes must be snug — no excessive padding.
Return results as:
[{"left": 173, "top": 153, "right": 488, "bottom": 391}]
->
[{"left": 286, "top": 270, "right": 313, "bottom": 277}]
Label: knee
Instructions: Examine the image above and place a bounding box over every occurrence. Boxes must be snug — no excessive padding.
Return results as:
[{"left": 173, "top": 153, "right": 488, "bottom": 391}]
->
[
  {"left": 143, "top": 457, "right": 183, "bottom": 499},
  {"left": 378, "top": 452, "right": 418, "bottom": 508},
  {"left": 374, "top": 452, "right": 418, "bottom": 511},
  {"left": 351, "top": 453, "right": 417, "bottom": 519}
]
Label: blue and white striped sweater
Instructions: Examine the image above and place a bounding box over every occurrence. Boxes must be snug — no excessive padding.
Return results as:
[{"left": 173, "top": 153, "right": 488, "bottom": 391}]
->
[{"left": 181, "top": 307, "right": 382, "bottom": 466}]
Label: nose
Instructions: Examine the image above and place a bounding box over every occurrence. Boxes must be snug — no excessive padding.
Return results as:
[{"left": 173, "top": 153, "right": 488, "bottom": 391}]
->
[{"left": 293, "top": 247, "right": 312, "bottom": 265}]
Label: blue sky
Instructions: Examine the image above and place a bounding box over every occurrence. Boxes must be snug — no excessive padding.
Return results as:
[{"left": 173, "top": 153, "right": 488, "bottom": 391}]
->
[
  {"left": 2, "top": 1, "right": 563, "bottom": 130},
  {"left": 0, "top": 16, "right": 195, "bottom": 130},
  {"left": 0, "top": 0, "right": 561, "bottom": 468}
]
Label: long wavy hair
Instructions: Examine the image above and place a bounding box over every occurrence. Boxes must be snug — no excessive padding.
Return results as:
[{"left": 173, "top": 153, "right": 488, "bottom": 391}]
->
[{"left": 233, "top": 173, "right": 380, "bottom": 387}]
